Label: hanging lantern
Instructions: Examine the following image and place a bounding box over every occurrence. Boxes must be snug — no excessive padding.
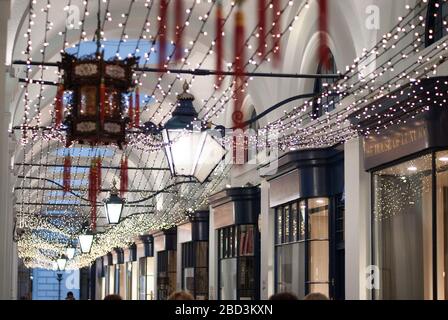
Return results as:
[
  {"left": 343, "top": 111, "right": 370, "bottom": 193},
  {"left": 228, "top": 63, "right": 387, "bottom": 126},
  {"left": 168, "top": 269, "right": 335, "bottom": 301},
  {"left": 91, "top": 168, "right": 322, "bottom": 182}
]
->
[
  {"left": 78, "top": 231, "right": 94, "bottom": 254},
  {"left": 103, "top": 180, "right": 125, "bottom": 225},
  {"left": 162, "top": 82, "right": 226, "bottom": 183},
  {"left": 66, "top": 247, "right": 76, "bottom": 260},
  {"left": 60, "top": 52, "right": 137, "bottom": 148},
  {"left": 56, "top": 255, "right": 67, "bottom": 271}
]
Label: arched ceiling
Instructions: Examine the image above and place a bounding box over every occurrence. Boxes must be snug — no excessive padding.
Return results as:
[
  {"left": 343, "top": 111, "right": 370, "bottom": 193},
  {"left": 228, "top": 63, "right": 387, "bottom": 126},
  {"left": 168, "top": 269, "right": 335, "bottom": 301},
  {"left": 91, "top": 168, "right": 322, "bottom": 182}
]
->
[{"left": 6, "top": 0, "right": 434, "bottom": 269}]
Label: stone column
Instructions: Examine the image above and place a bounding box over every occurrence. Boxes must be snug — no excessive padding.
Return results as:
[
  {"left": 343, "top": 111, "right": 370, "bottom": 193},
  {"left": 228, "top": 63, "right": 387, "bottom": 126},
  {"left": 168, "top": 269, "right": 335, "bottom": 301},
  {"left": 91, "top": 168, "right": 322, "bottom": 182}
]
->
[
  {"left": 344, "top": 138, "right": 372, "bottom": 300},
  {"left": 260, "top": 179, "right": 275, "bottom": 300}
]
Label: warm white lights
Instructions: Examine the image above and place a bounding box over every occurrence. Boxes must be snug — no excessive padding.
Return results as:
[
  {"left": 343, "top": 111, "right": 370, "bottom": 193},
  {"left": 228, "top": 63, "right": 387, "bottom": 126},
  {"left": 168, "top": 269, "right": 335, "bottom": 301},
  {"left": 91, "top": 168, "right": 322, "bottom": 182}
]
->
[{"left": 407, "top": 166, "right": 418, "bottom": 172}]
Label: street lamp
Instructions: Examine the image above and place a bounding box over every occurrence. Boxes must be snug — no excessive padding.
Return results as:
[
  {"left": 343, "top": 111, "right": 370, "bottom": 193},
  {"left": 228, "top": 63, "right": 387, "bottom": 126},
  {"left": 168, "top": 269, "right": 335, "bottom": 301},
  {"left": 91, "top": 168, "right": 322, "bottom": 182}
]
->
[
  {"left": 162, "top": 81, "right": 226, "bottom": 183},
  {"left": 56, "top": 255, "right": 67, "bottom": 272},
  {"left": 78, "top": 230, "right": 94, "bottom": 254},
  {"left": 66, "top": 247, "right": 76, "bottom": 260},
  {"left": 103, "top": 180, "right": 125, "bottom": 224}
]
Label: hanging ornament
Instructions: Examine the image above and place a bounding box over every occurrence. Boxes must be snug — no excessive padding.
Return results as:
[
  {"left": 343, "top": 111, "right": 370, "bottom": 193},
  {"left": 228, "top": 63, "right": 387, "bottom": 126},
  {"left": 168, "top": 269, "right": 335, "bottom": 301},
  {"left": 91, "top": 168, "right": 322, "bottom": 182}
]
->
[
  {"left": 318, "top": 0, "right": 330, "bottom": 68},
  {"left": 63, "top": 154, "right": 71, "bottom": 194},
  {"left": 120, "top": 156, "right": 128, "bottom": 198},
  {"left": 135, "top": 87, "right": 140, "bottom": 128},
  {"left": 272, "top": 0, "right": 282, "bottom": 66},
  {"left": 96, "top": 157, "right": 102, "bottom": 195},
  {"left": 159, "top": 0, "right": 168, "bottom": 73},
  {"left": 216, "top": 0, "right": 224, "bottom": 87},
  {"left": 54, "top": 84, "right": 64, "bottom": 129},
  {"left": 128, "top": 93, "right": 134, "bottom": 128},
  {"left": 257, "top": 0, "right": 267, "bottom": 58},
  {"left": 174, "top": 0, "right": 184, "bottom": 62},
  {"left": 89, "top": 158, "right": 101, "bottom": 231},
  {"left": 233, "top": 0, "right": 246, "bottom": 129},
  {"left": 99, "top": 78, "right": 106, "bottom": 125}
]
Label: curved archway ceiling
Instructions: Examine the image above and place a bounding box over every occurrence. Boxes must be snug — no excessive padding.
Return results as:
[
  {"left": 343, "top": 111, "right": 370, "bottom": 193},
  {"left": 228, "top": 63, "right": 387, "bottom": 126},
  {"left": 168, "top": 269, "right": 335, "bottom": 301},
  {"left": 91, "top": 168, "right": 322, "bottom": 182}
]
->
[{"left": 10, "top": 0, "right": 447, "bottom": 268}]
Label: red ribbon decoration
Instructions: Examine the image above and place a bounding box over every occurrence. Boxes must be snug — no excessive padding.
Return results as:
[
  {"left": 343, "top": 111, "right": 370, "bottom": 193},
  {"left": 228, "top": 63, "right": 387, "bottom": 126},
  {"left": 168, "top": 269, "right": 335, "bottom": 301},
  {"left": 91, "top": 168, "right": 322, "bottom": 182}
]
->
[
  {"left": 215, "top": 1, "right": 224, "bottom": 87},
  {"left": 257, "top": 0, "right": 266, "bottom": 58},
  {"left": 174, "top": 0, "right": 184, "bottom": 62},
  {"left": 55, "top": 84, "right": 64, "bottom": 129},
  {"left": 233, "top": 6, "right": 246, "bottom": 121},
  {"left": 272, "top": 0, "right": 281, "bottom": 66},
  {"left": 89, "top": 158, "right": 101, "bottom": 231},
  {"left": 63, "top": 155, "right": 71, "bottom": 194},
  {"left": 99, "top": 79, "right": 106, "bottom": 125},
  {"left": 159, "top": 0, "right": 168, "bottom": 73},
  {"left": 135, "top": 87, "right": 140, "bottom": 128},
  {"left": 233, "top": 3, "right": 246, "bottom": 163},
  {"left": 120, "top": 156, "right": 128, "bottom": 198},
  {"left": 318, "top": 0, "right": 330, "bottom": 68},
  {"left": 128, "top": 93, "right": 134, "bottom": 128}
]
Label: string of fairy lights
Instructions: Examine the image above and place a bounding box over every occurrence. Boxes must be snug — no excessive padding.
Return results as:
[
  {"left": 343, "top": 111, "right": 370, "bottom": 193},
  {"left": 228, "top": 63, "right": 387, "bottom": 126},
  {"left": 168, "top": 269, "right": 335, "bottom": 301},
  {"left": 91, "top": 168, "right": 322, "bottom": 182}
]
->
[{"left": 11, "top": 0, "right": 448, "bottom": 268}]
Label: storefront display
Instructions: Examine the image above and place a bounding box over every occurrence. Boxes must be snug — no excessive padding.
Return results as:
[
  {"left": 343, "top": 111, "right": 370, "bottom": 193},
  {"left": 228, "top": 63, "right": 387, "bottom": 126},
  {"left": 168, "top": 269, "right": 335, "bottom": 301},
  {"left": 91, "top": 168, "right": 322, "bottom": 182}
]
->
[
  {"left": 350, "top": 78, "right": 448, "bottom": 300},
  {"left": 210, "top": 186, "right": 260, "bottom": 300},
  {"left": 268, "top": 148, "right": 345, "bottom": 300}
]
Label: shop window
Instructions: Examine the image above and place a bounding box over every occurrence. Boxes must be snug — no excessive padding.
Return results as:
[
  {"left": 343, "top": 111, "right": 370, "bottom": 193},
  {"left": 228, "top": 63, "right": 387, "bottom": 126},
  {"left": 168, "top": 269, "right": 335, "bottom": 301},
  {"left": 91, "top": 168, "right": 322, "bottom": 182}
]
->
[
  {"left": 182, "top": 241, "right": 209, "bottom": 299},
  {"left": 157, "top": 250, "right": 177, "bottom": 300},
  {"left": 138, "top": 257, "right": 155, "bottom": 300},
  {"left": 218, "top": 225, "right": 257, "bottom": 300},
  {"left": 275, "top": 198, "right": 330, "bottom": 298},
  {"left": 373, "top": 154, "right": 433, "bottom": 300},
  {"left": 426, "top": 0, "right": 448, "bottom": 47},
  {"left": 312, "top": 51, "right": 339, "bottom": 119}
]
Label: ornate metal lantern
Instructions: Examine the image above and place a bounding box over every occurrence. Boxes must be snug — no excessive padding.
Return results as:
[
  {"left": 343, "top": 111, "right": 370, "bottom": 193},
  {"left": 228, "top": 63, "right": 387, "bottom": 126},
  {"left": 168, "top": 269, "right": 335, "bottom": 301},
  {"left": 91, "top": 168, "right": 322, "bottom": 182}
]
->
[{"left": 61, "top": 52, "right": 137, "bottom": 148}]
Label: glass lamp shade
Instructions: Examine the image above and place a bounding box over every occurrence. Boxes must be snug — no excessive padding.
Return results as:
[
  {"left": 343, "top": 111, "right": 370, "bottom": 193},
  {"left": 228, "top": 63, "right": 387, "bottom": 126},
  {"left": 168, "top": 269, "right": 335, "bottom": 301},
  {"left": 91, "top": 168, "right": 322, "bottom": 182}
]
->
[
  {"left": 162, "top": 129, "right": 226, "bottom": 183},
  {"left": 56, "top": 257, "right": 67, "bottom": 271},
  {"left": 104, "top": 194, "right": 124, "bottom": 224},
  {"left": 66, "top": 247, "right": 76, "bottom": 260},
  {"left": 78, "top": 233, "right": 94, "bottom": 254}
]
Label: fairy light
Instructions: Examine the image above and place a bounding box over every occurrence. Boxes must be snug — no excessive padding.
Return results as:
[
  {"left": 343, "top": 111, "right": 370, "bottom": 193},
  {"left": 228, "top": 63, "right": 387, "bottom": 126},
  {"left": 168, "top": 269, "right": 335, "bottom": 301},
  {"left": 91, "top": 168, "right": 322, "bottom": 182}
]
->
[{"left": 14, "top": 0, "right": 448, "bottom": 268}]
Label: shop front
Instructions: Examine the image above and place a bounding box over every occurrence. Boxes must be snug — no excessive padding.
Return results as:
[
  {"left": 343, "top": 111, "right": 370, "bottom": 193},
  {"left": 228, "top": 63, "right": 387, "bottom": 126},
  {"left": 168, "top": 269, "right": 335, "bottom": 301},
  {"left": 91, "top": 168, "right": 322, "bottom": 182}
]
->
[
  {"left": 154, "top": 228, "right": 177, "bottom": 300},
  {"left": 124, "top": 244, "right": 138, "bottom": 300},
  {"left": 179, "top": 211, "right": 209, "bottom": 299},
  {"left": 267, "top": 148, "right": 345, "bottom": 300},
  {"left": 209, "top": 186, "right": 260, "bottom": 300},
  {"left": 350, "top": 77, "right": 448, "bottom": 300}
]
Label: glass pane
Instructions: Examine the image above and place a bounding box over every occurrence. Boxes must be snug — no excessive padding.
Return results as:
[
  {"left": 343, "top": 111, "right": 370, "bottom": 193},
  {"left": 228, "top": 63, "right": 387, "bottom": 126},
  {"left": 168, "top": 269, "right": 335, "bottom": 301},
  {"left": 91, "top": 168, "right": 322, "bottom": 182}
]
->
[
  {"left": 80, "top": 86, "right": 97, "bottom": 116},
  {"left": 239, "top": 225, "right": 254, "bottom": 256},
  {"left": 239, "top": 257, "right": 255, "bottom": 300},
  {"left": 309, "top": 283, "right": 329, "bottom": 298},
  {"left": 291, "top": 203, "right": 298, "bottom": 241},
  {"left": 308, "top": 198, "right": 329, "bottom": 239},
  {"left": 195, "top": 268, "right": 209, "bottom": 299},
  {"left": 373, "top": 154, "right": 433, "bottom": 300},
  {"left": 308, "top": 241, "right": 329, "bottom": 283},
  {"left": 436, "top": 151, "right": 448, "bottom": 300},
  {"left": 284, "top": 205, "right": 290, "bottom": 242},
  {"left": 276, "top": 243, "right": 306, "bottom": 299},
  {"left": 220, "top": 258, "right": 237, "bottom": 300},
  {"left": 277, "top": 208, "right": 283, "bottom": 244},
  {"left": 184, "top": 268, "right": 195, "bottom": 294},
  {"left": 299, "top": 201, "right": 306, "bottom": 241},
  {"left": 196, "top": 242, "right": 208, "bottom": 268}
]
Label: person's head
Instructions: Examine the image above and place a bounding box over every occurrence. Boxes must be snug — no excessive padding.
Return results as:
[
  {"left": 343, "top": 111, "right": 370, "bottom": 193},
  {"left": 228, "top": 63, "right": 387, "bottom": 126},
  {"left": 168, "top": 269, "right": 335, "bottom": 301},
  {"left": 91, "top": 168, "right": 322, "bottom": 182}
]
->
[
  {"left": 303, "top": 292, "right": 329, "bottom": 300},
  {"left": 65, "top": 291, "right": 74, "bottom": 300},
  {"left": 268, "top": 292, "right": 299, "bottom": 300},
  {"left": 168, "top": 291, "right": 194, "bottom": 300},
  {"left": 104, "top": 294, "right": 122, "bottom": 301}
]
